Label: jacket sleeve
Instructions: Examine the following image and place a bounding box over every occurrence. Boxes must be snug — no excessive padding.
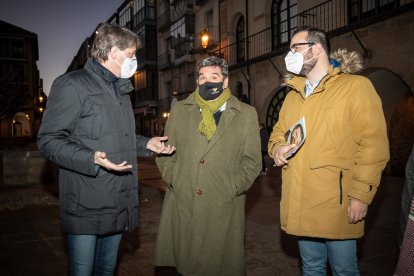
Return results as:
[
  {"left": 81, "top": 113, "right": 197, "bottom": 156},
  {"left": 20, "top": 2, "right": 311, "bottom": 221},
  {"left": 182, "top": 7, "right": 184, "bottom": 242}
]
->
[
  {"left": 348, "top": 77, "right": 390, "bottom": 204},
  {"left": 268, "top": 95, "right": 289, "bottom": 158},
  {"left": 37, "top": 76, "right": 97, "bottom": 176},
  {"left": 155, "top": 105, "right": 177, "bottom": 187},
  {"left": 235, "top": 108, "right": 262, "bottom": 194},
  {"left": 136, "top": 135, "right": 153, "bottom": 157}
]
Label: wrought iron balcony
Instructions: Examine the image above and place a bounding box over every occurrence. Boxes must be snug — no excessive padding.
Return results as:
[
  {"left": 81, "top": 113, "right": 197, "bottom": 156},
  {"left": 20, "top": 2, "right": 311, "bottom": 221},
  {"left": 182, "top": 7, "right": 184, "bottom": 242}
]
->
[{"left": 211, "top": 0, "right": 413, "bottom": 69}]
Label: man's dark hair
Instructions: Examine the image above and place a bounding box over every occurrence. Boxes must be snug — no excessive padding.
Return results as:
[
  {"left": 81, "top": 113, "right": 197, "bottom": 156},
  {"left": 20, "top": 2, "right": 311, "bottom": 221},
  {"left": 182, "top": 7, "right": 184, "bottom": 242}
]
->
[
  {"left": 90, "top": 23, "right": 141, "bottom": 62},
  {"left": 292, "top": 26, "right": 330, "bottom": 54},
  {"left": 196, "top": 56, "right": 229, "bottom": 78}
]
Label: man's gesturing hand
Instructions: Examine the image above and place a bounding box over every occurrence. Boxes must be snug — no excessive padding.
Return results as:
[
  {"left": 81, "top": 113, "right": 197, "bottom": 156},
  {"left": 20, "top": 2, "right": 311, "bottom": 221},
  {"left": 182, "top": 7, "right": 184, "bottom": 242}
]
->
[
  {"left": 147, "top": 136, "right": 176, "bottom": 154},
  {"left": 94, "top": 151, "right": 132, "bottom": 171}
]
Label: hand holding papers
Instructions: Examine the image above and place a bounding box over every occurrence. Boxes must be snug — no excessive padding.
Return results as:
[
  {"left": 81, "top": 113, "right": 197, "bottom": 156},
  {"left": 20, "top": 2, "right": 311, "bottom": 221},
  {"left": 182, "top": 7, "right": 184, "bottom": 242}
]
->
[{"left": 283, "top": 117, "right": 306, "bottom": 158}]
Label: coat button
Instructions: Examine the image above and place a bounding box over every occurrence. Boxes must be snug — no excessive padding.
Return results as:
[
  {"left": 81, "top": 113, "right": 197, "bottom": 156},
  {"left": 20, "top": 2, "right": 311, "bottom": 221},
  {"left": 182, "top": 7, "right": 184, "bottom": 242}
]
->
[
  {"left": 200, "top": 159, "right": 205, "bottom": 164},
  {"left": 197, "top": 189, "right": 202, "bottom": 195}
]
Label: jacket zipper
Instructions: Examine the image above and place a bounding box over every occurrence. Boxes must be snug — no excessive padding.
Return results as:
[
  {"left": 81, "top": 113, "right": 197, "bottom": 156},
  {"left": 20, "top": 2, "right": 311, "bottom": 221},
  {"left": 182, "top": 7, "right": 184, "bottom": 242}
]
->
[{"left": 339, "top": 170, "right": 343, "bottom": 205}]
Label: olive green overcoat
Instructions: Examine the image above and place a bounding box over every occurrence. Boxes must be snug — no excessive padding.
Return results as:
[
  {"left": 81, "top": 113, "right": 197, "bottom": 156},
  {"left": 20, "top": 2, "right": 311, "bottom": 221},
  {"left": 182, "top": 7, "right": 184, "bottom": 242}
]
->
[{"left": 155, "top": 94, "right": 261, "bottom": 275}]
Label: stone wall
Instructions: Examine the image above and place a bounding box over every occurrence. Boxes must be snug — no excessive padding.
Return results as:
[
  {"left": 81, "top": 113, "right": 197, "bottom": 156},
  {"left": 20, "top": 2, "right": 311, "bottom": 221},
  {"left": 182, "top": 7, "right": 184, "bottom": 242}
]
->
[{"left": 0, "top": 150, "right": 57, "bottom": 186}]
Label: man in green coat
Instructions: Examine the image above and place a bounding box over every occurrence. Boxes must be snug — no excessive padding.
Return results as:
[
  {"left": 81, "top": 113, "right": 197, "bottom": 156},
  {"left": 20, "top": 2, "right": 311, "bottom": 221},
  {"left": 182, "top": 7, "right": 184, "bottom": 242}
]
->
[{"left": 155, "top": 56, "right": 262, "bottom": 275}]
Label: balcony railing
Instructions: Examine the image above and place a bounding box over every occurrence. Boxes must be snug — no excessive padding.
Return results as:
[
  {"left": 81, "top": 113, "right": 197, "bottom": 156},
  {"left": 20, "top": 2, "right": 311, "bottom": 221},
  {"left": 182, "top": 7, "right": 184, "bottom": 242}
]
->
[{"left": 212, "top": 0, "right": 413, "bottom": 68}]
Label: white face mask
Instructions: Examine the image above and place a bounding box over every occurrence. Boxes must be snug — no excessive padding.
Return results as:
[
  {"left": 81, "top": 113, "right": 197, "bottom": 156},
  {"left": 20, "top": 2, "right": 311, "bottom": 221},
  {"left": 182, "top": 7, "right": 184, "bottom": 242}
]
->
[
  {"left": 284, "top": 46, "right": 313, "bottom": 75},
  {"left": 116, "top": 50, "right": 137, "bottom": 79}
]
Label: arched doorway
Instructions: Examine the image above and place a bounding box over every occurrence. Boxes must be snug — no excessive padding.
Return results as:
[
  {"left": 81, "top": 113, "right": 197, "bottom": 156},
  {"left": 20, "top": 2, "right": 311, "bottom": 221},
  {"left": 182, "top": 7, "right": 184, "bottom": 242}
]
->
[
  {"left": 12, "top": 112, "right": 31, "bottom": 137},
  {"left": 362, "top": 68, "right": 413, "bottom": 176},
  {"left": 265, "top": 86, "right": 291, "bottom": 129}
]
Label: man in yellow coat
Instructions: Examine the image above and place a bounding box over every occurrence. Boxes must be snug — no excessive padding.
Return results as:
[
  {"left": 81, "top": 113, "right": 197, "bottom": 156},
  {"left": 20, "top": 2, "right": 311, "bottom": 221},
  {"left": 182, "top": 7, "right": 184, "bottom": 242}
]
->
[
  {"left": 155, "top": 56, "right": 262, "bottom": 275},
  {"left": 269, "top": 27, "right": 389, "bottom": 275}
]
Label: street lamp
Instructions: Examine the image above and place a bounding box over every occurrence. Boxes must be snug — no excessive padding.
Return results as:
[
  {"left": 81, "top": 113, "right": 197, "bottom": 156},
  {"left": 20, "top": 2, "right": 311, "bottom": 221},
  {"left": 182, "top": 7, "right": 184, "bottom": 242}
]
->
[{"left": 201, "top": 29, "right": 209, "bottom": 49}]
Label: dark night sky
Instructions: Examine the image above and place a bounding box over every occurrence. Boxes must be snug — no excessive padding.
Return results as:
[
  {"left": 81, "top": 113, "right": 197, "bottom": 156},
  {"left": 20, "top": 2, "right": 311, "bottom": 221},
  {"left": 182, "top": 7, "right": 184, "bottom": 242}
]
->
[{"left": 0, "top": 0, "right": 124, "bottom": 95}]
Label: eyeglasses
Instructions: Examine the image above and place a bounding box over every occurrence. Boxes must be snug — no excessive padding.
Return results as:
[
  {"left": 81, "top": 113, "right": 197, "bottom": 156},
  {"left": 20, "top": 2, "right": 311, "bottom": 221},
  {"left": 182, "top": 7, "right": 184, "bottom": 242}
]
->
[{"left": 289, "top": 42, "right": 315, "bottom": 53}]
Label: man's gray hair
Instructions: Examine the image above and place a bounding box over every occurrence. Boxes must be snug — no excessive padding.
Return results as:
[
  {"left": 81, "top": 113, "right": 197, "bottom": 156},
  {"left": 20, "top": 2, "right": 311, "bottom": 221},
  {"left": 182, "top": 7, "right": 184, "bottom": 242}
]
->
[
  {"left": 90, "top": 23, "right": 141, "bottom": 63},
  {"left": 196, "top": 56, "right": 229, "bottom": 78}
]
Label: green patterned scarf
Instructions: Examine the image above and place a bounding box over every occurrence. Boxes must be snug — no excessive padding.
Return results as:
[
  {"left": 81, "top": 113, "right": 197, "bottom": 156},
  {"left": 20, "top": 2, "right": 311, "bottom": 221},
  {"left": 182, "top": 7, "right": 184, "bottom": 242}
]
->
[{"left": 194, "top": 87, "right": 231, "bottom": 141}]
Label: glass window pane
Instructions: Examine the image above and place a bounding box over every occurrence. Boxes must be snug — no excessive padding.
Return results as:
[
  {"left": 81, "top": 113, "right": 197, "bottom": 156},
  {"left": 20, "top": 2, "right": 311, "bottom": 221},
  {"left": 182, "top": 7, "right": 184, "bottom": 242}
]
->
[
  {"left": 280, "top": 11, "right": 287, "bottom": 21},
  {"left": 281, "top": 0, "right": 287, "bottom": 10}
]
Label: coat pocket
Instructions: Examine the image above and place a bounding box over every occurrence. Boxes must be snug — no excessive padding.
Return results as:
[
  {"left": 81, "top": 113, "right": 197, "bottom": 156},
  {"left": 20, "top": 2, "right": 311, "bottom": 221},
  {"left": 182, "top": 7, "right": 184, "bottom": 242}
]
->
[
  {"left": 310, "top": 157, "right": 353, "bottom": 206},
  {"left": 77, "top": 174, "right": 117, "bottom": 211}
]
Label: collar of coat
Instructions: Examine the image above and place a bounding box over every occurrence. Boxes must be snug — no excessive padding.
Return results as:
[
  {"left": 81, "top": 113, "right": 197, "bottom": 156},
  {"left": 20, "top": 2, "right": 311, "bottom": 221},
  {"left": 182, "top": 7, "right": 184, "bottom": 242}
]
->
[
  {"left": 84, "top": 58, "right": 134, "bottom": 95},
  {"left": 182, "top": 92, "right": 242, "bottom": 113},
  {"left": 284, "top": 48, "right": 364, "bottom": 97},
  {"left": 286, "top": 66, "right": 341, "bottom": 97}
]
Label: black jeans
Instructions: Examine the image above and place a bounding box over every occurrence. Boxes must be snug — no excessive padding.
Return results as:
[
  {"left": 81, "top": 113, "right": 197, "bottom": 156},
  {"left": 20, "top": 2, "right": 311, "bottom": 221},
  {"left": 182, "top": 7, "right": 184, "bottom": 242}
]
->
[{"left": 261, "top": 151, "right": 267, "bottom": 173}]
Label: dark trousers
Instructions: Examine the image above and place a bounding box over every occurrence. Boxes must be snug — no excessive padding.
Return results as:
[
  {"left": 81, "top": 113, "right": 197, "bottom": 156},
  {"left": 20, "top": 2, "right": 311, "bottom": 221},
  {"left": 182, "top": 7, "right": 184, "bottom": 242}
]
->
[{"left": 261, "top": 151, "right": 267, "bottom": 173}]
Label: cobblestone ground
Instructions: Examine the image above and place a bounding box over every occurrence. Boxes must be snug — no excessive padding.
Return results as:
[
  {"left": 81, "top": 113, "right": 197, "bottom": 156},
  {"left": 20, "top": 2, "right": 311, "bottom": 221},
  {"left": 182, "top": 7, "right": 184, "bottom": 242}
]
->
[{"left": 0, "top": 157, "right": 403, "bottom": 275}]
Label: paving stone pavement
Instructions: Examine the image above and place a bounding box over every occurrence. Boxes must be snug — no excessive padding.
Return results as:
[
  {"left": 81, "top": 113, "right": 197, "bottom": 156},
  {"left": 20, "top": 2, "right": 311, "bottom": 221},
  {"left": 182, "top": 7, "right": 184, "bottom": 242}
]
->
[{"left": 0, "top": 156, "right": 403, "bottom": 275}]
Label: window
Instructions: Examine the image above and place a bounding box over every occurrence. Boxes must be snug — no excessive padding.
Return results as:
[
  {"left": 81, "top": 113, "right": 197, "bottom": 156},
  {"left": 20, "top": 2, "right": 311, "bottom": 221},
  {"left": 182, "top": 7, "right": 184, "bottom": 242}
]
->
[
  {"left": 271, "top": 0, "right": 297, "bottom": 49},
  {"left": 134, "top": 70, "right": 147, "bottom": 90},
  {"left": 170, "top": 16, "right": 194, "bottom": 58},
  {"left": 134, "top": 0, "right": 144, "bottom": 13},
  {"left": 266, "top": 87, "right": 291, "bottom": 129},
  {"left": 349, "top": 0, "right": 397, "bottom": 22},
  {"left": 134, "top": 0, "right": 155, "bottom": 13},
  {"left": 236, "top": 16, "right": 245, "bottom": 63},
  {"left": 119, "top": 2, "right": 132, "bottom": 27},
  {"left": 171, "top": 16, "right": 186, "bottom": 40},
  {"left": 0, "top": 38, "right": 24, "bottom": 59}
]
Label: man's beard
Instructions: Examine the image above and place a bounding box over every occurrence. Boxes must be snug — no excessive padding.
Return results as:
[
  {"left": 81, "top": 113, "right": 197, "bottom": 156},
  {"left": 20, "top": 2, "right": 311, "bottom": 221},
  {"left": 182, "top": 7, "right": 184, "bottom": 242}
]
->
[{"left": 299, "top": 51, "right": 317, "bottom": 76}]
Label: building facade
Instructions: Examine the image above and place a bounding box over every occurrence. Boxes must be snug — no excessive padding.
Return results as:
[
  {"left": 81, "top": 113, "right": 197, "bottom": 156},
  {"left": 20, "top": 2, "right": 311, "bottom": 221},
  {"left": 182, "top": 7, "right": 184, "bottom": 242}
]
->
[
  {"left": 0, "top": 20, "right": 44, "bottom": 141},
  {"left": 156, "top": 0, "right": 414, "bottom": 175}
]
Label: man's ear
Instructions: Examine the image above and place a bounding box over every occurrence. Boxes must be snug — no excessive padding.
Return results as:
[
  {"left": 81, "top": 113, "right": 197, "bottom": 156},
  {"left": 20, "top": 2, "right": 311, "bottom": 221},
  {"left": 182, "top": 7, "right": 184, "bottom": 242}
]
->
[
  {"left": 312, "top": 43, "right": 323, "bottom": 57},
  {"left": 223, "top": 77, "right": 229, "bottom": 89},
  {"left": 109, "top": 47, "right": 118, "bottom": 61}
]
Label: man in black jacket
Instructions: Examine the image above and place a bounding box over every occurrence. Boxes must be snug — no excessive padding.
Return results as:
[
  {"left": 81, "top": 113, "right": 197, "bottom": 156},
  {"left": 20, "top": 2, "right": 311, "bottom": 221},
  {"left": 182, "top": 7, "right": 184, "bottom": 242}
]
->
[{"left": 37, "top": 23, "right": 175, "bottom": 276}]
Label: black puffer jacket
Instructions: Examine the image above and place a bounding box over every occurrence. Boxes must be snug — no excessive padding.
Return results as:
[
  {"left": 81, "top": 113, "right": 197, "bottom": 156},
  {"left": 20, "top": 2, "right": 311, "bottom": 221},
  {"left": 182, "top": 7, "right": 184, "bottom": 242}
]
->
[{"left": 37, "top": 58, "right": 151, "bottom": 235}]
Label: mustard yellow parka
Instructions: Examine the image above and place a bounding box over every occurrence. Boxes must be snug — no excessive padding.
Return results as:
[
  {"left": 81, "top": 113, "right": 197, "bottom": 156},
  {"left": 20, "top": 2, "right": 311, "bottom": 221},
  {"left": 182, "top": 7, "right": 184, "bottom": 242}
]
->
[{"left": 268, "top": 50, "right": 389, "bottom": 239}]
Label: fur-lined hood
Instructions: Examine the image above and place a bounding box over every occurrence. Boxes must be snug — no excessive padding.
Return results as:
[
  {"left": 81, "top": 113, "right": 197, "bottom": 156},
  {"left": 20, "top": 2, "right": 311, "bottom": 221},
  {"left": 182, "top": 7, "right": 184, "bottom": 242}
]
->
[{"left": 284, "top": 48, "right": 363, "bottom": 82}]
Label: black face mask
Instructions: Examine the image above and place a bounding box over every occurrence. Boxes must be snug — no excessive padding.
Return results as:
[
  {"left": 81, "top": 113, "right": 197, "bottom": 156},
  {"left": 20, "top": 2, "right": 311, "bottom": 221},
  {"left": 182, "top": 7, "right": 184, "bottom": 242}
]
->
[{"left": 198, "top": 82, "right": 224, "bottom": 101}]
